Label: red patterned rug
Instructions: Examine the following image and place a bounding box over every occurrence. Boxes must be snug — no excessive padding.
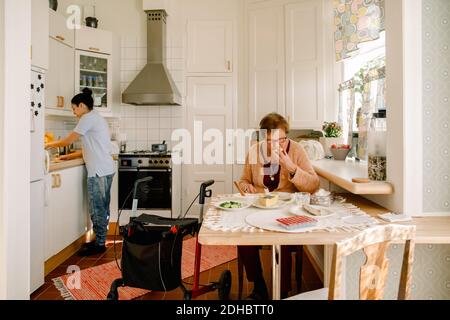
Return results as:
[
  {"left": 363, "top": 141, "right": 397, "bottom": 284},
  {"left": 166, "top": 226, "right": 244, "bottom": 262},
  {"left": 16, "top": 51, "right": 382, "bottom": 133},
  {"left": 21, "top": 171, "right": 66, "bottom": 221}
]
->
[{"left": 53, "top": 238, "right": 237, "bottom": 300}]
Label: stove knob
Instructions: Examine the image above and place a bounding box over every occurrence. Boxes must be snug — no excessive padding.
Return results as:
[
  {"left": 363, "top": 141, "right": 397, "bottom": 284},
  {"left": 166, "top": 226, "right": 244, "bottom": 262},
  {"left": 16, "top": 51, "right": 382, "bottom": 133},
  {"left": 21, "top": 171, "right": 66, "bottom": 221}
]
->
[
  {"left": 165, "top": 160, "right": 170, "bottom": 164},
  {"left": 138, "top": 160, "right": 143, "bottom": 165},
  {"left": 36, "top": 87, "right": 40, "bottom": 93},
  {"left": 38, "top": 103, "right": 42, "bottom": 108},
  {"left": 160, "top": 160, "right": 164, "bottom": 164},
  {"left": 31, "top": 84, "right": 34, "bottom": 90},
  {"left": 38, "top": 75, "right": 42, "bottom": 80},
  {"left": 35, "top": 111, "right": 39, "bottom": 116},
  {"left": 31, "top": 102, "right": 35, "bottom": 107},
  {"left": 40, "top": 84, "right": 44, "bottom": 89}
]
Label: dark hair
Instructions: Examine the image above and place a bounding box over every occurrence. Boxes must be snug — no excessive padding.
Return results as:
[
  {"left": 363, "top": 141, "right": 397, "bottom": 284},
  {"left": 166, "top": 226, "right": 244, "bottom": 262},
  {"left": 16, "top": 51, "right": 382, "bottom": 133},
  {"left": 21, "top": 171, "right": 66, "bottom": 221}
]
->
[
  {"left": 72, "top": 88, "right": 94, "bottom": 110},
  {"left": 259, "top": 113, "right": 290, "bottom": 134}
]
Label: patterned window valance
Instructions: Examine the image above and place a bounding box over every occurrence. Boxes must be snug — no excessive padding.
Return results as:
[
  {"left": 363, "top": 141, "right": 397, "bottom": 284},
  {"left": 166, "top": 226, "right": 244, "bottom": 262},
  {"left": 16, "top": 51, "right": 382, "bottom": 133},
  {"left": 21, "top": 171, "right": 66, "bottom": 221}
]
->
[{"left": 334, "top": 0, "right": 385, "bottom": 61}]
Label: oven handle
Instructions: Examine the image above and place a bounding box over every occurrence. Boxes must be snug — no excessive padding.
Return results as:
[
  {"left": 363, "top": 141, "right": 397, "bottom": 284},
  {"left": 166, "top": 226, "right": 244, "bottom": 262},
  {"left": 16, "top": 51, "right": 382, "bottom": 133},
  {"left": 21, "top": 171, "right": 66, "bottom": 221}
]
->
[{"left": 119, "top": 168, "right": 172, "bottom": 173}]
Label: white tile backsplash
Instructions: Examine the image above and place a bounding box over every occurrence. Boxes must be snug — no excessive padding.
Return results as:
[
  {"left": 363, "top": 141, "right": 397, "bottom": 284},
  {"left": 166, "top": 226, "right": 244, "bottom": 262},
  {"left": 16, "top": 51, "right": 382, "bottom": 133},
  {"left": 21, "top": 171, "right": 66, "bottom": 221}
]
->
[{"left": 160, "top": 118, "right": 172, "bottom": 129}]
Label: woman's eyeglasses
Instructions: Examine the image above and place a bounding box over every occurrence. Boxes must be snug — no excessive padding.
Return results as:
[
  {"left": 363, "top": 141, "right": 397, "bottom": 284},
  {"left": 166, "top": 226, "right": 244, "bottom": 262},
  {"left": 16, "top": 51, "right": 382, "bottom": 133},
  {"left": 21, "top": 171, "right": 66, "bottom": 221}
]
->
[{"left": 267, "top": 137, "right": 288, "bottom": 144}]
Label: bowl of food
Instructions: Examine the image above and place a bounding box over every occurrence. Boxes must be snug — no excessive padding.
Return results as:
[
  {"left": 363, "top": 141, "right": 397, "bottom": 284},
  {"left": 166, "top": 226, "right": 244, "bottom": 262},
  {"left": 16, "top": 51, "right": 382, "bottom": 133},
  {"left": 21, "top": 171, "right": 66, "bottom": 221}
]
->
[
  {"left": 330, "top": 144, "right": 351, "bottom": 161},
  {"left": 215, "top": 199, "right": 251, "bottom": 211}
]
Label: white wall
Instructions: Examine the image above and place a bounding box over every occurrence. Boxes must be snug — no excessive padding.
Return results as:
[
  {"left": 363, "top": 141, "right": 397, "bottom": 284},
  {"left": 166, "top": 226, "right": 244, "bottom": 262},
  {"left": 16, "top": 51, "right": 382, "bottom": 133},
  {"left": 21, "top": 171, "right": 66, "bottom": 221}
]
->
[
  {"left": 0, "top": 0, "right": 32, "bottom": 300},
  {"left": 0, "top": 0, "right": 6, "bottom": 300},
  {"left": 422, "top": 0, "right": 450, "bottom": 215}
]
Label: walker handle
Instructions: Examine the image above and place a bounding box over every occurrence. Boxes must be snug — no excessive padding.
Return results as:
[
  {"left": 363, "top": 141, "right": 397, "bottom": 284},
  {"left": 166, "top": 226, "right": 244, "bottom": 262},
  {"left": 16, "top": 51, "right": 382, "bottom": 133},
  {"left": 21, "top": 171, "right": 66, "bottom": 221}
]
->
[{"left": 199, "top": 180, "right": 214, "bottom": 205}]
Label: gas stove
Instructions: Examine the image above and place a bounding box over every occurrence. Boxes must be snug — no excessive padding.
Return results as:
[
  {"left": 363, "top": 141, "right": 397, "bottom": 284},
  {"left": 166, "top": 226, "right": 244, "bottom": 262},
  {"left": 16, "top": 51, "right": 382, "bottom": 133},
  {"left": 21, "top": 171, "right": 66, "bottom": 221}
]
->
[{"left": 119, "top": 151, "right": 172, "bottom": 169}]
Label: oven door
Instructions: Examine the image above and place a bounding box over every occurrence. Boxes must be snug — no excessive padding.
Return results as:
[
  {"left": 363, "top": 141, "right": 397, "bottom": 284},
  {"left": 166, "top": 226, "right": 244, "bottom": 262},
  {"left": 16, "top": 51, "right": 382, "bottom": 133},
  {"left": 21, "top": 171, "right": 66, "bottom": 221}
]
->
[{"left": 119, "top": 169, "right": 172, "bottom": 210}]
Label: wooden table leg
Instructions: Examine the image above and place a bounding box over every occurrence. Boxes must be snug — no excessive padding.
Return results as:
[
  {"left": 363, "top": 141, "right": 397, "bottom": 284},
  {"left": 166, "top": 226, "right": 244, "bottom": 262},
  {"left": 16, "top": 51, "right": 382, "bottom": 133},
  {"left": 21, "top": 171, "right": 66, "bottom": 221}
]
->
[{"left": 272, "top": 245, "right": 282, "bottom": 300}]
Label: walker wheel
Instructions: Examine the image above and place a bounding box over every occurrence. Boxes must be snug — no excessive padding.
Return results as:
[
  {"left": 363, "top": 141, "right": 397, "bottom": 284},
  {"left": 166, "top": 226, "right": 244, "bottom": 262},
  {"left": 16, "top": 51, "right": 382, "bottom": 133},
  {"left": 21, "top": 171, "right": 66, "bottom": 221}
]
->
[
  {"left": 218, "top": 270, "right": 232, "bottom": 300},
  {"left": 184, "top": 291, "right": 192, "bottom": 301}
]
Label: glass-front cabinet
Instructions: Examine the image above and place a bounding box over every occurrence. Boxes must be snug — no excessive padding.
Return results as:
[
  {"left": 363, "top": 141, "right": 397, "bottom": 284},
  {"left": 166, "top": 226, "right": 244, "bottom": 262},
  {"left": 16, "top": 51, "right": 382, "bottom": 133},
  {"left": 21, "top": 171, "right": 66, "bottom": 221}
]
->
[{"left": 75, "top": 50, "right": 112, "bottom": 114}]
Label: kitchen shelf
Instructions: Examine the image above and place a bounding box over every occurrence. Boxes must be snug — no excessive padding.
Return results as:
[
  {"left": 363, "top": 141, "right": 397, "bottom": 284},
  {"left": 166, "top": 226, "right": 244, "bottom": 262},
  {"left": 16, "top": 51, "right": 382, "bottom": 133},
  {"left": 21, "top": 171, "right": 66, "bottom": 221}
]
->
[
  {"left": 312, "top": 159, "right": 394, "bottom": 195},
  {"left": 80, "top": 68, "right": 107, "bottom": 74},
  {"left": 79, "top": 85, "right": 107, "bottom": 90}
]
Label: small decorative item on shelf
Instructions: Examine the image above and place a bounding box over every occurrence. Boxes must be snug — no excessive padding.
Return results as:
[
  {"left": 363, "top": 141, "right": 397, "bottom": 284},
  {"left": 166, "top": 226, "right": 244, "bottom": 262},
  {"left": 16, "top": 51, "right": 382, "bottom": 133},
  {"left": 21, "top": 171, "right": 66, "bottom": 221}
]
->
[
  {"left": 368, "top": 110, "right": 387, "bottom": 181},
  {"left": 330, "top": 144, "right": 351, "bottom": 161},
  {"left": 320, "top": 122, "right": 344, "bottom": 158},
  {"left": 85, "top": 5, "right": 98, "bottom": 28},
  {"left": 49, "top": 0, "right": 58, "bottom": 11}
]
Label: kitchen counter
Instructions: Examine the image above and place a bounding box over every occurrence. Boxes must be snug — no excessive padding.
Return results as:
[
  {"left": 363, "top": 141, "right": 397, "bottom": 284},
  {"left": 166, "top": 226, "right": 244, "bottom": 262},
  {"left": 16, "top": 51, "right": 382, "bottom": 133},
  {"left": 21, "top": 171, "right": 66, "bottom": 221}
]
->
[
  {"left": 49, "top": 155, "right": 119, "bottom": 173},
  {"left": 49, "top": 158, "right": 85, "bottom": 172},
  {"left": 312, "top": 159, "right": 394, "bottom": 195}
]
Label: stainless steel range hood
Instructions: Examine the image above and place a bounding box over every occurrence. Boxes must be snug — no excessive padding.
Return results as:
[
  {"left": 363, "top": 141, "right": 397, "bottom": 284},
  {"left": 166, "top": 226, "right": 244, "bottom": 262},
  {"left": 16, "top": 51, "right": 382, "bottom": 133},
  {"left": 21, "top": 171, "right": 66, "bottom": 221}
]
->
[{"left": 122, "top": 10, "right": 181, "bottom": 106}]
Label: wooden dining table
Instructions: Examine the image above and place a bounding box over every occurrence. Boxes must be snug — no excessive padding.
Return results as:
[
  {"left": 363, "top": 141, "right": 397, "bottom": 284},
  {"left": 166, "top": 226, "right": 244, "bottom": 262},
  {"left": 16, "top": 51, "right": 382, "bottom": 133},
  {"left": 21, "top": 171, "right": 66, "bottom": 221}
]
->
[{"left": 198, "top": 193, "right": 450, "bottom": 300}]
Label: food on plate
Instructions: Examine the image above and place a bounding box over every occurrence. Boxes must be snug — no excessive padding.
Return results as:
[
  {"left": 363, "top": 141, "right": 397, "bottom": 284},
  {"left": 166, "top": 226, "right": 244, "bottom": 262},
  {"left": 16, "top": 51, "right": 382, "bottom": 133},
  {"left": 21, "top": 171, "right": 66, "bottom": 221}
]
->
[
  {"left": 276, "top": 216, "right": 318, "bottom": 230},
  {"left": 303, "top": 204, "right": 322, "bottom": 216},
  {"left": 258, "top": 194, "right": 279, "bottom": 207},
  {"left": 219, "top": 201, "right": 244, "bottom": 209},
  {"left": 303, "top": 204, "right": 334, "bottom": 217}
]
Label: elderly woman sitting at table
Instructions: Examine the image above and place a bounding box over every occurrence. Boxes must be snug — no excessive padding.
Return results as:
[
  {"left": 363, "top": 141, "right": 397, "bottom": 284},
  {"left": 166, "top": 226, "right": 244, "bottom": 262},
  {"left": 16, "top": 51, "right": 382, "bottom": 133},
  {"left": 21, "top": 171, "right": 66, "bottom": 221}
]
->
[{"left": 238, "top": 113, "right": 320, "bottom": 300}]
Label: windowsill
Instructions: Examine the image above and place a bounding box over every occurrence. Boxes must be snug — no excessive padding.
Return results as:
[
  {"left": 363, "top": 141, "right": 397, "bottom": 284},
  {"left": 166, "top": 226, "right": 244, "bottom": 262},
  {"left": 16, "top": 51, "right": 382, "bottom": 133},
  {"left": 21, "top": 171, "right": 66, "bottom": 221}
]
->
[{"left": 312, "top": 158, "right": 394, "bottom": 195}]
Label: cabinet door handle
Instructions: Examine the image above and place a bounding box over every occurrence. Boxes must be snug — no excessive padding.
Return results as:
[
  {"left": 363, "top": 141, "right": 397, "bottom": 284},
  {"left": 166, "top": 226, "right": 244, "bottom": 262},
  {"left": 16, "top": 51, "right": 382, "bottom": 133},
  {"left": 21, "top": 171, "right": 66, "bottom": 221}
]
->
[
  {"left": 56, "top": 35, "right": 65, "bottom": 42},
  {"left": 89, "top": 47, "right": 100, "bottom": 52},
  {"left": 57, "top": 174, "right": 62, "bottom": 188},
  {"left": 227, "top": 61, "right": 232, "bottom": 71},
  {"left": 57, "top": 96, "right": 64, "bottom": 108},
  {"left": 51, "top": 174, "right": 57, "bottom": 189}
]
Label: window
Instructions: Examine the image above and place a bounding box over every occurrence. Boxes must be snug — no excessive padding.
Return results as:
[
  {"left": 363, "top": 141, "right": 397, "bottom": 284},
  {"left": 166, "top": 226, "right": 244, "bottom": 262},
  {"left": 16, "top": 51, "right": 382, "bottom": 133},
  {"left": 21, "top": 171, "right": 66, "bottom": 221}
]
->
[{"left": 338, "top": 32, "right": 386, "bottom": 159}]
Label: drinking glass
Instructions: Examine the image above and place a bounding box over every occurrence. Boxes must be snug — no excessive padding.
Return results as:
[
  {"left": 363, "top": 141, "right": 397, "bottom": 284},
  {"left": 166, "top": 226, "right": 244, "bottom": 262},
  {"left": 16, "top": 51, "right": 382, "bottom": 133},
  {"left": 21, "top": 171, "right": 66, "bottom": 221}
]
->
[{"left": 295, "top": 192, "right": 311, "bottom": 207}]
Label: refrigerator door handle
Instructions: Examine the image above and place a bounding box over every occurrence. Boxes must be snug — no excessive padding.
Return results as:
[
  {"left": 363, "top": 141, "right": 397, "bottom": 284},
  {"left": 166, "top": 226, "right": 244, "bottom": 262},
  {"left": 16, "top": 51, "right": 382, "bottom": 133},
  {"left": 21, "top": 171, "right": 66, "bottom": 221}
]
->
[
  {"left": 45, "top": 150, "right": 50, "bottom": 175},
  {"left": 30, "top": 108, "right": 36, "bottom": 133}
]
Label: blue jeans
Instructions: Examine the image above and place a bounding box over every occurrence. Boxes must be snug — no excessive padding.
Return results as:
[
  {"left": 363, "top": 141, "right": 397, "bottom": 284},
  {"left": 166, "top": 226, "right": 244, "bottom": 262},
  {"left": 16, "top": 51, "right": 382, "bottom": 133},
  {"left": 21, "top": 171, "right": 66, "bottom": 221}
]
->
[{"left": 87, "top": 174, "right": 114, "bottom": 246}]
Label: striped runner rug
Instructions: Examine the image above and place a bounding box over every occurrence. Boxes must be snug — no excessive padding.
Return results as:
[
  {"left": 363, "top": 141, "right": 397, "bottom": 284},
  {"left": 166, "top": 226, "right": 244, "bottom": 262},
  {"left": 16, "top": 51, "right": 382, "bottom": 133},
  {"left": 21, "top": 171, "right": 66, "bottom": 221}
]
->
[{"left": 53, "top": 238, "right": 237, "bottom": 300}]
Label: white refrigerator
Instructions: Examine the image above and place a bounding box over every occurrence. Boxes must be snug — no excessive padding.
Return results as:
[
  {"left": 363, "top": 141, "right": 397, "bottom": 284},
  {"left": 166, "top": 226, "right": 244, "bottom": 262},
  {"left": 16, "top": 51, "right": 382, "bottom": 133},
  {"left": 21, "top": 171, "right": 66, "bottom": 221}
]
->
[{"left": 30, "top": 67, "right": 47, "bottom": 293}]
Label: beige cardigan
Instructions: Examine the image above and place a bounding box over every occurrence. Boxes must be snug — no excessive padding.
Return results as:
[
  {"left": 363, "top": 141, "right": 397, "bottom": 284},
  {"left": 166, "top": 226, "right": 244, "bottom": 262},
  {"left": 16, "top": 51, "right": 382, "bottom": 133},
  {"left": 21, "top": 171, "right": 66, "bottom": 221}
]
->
[{"left": 239, "top": 140, "right": 320, "bottom": 194}]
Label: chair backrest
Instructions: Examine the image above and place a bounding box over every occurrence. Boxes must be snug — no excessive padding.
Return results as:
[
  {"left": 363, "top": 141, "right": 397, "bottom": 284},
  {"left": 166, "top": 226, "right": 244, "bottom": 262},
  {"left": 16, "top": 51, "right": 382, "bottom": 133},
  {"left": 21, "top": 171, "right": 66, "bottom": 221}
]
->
[{"left": 328, "top": 224, "right": 416, "bottom": 300}]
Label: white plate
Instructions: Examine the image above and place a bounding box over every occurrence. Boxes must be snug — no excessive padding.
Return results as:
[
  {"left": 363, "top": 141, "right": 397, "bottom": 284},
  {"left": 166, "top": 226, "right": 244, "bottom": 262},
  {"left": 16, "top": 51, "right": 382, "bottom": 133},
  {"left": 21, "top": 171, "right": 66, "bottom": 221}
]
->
[
  {"left": 290, "top": 205, "right": 336, "bottom": 219},
  {"left": 215, "top": 199, "right": 252, "bottom": 211},
  {"left": 252, "top": 193, "right": 294, "bottom": 209},
  {"left": 245, "top": 212, "right": 319, "bottom": 233}
]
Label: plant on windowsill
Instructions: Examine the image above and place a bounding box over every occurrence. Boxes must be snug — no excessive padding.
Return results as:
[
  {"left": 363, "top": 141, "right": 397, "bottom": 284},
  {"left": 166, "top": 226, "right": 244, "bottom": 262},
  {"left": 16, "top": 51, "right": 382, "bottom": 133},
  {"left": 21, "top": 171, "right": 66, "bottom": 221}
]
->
[{"left": 319, "top": 122, "right": 344, "bottom": 158}]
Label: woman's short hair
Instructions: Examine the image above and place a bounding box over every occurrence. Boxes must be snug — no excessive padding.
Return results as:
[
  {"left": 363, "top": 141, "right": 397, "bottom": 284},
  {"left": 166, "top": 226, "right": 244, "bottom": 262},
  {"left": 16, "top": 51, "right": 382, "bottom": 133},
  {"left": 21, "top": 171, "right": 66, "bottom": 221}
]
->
[{"left": 259, "top": 113, "right": 290, "bottom": 134}]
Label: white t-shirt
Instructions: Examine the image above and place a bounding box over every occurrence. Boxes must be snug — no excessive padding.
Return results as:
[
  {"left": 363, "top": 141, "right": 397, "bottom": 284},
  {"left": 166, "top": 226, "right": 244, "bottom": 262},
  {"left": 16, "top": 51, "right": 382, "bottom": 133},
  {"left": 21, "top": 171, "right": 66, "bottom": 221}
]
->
[{"left": 74, "top": 110, "right": 115, "bottom": 178}]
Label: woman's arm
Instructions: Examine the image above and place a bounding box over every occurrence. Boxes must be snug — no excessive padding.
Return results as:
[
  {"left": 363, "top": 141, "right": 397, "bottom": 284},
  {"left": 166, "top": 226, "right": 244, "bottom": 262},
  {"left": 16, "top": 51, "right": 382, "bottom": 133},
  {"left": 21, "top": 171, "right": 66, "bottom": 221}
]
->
[
  {"left": 57, "top": 150, "right": 83, "bottom": 161},
  {"left": 239, "top": 154, "right": 257, "bottom": 194},
  {"left": 287, "top": 146, "right": 320, "bottom": 193},
  {"left": 45, "top": 132, "right": 80, "bottom": 150}
]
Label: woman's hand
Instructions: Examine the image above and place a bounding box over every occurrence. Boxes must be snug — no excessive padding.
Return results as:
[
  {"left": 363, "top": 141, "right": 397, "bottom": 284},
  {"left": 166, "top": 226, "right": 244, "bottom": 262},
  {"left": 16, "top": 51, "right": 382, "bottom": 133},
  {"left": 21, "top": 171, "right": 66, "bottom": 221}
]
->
[
  {"left": 57, "top": 151, "right": 83, "bottom": 161},
  {"left": 241, "top": 183, "right": 257, "bottom": 194},
  {"left": 278, "top": 149, "right": 297, "bottom": 175}
]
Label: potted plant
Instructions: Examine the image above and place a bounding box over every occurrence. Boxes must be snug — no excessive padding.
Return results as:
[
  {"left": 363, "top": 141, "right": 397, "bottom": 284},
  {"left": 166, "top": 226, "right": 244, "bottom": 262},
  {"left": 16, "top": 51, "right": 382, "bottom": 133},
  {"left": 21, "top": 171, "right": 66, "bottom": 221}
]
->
[{"left": 319, "top": 122, "right": 344, "bottom": 157}]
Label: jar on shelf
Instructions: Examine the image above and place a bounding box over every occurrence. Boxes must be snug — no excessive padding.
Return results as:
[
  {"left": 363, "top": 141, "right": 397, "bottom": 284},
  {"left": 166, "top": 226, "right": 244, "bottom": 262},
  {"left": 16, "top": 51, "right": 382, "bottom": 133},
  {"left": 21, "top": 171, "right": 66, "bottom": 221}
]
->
[{"left": 368, "top": 110, "right": 387, "bottom": 181}]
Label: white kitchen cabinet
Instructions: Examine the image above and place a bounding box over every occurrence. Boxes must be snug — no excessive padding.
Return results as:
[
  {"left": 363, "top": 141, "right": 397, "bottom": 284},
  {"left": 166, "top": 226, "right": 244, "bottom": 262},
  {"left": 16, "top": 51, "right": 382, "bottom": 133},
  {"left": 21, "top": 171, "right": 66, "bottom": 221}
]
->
[
  {"left": 246, "top": 0, "right": 327, "bottom": 130},
  {"left": 45, "top": 166, "right": 88, "bottom": 260},
  {"left": 187, "top": 21, "right": 233, "bottom": 73},
  {"left": 247, "top": 4, "right": 285, "bottom": 127},
  {"left": 75, "top": 27, "right": 113, "bottom": 55},
  {"left": 285, "top": 1, "right": 325, "bottom": 129},
  {"left": 75, "top": 50, "right": 113, "bottom": 114},
  {"left": 31, "top": 0, "right": 49, "bottom": 70},
  {"left": 49, "top": 9, "right": 75, "bottom": 48},
  {"left": 46, "top": 37, "right": 75, "bottom": 113}
]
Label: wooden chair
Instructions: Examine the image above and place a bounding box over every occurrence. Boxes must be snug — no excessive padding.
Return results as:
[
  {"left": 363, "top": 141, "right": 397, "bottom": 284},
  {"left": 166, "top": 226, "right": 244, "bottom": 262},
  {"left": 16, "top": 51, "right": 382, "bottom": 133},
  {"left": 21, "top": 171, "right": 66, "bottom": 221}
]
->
[{"left": 286, "top": 224, "right": 416, "bottom": 300}]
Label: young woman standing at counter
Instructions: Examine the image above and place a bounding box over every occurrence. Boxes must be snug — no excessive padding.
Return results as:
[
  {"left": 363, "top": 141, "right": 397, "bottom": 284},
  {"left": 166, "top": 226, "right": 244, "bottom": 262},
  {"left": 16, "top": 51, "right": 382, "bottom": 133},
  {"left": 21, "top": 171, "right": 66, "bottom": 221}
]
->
[{"left": 45, "top": 88, "right": 115, "bottom": 256}]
